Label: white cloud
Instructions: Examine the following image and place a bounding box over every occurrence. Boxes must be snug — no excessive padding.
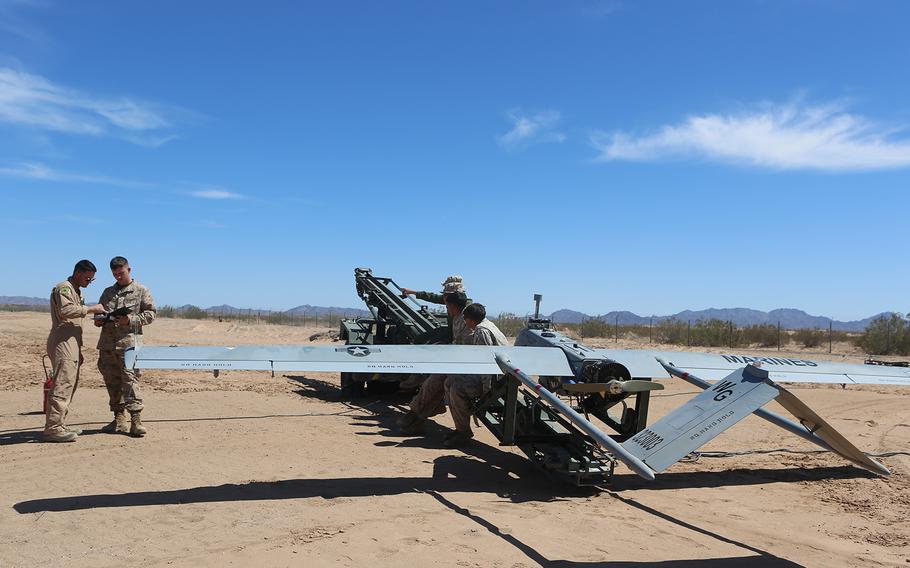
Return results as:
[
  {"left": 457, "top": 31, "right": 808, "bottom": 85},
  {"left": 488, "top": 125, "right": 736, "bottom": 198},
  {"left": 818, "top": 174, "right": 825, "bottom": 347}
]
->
[
  {"left": 0, "top": 163, "right": 252, "bottom": 207},
  {"left": 0, "top": 66, "right": 188, "bottom": 145},
  {"left": 189, "top": 187, "right": 244, "bottom": 200},
  {"left": 498, "top": 110, "right": 566, "bottom": 149},
  {"left": 591, "top": 100, "right": 910, "bottom": 171},
  {"left": 0, "top": 161, "right": 150, "bottom": 188}
]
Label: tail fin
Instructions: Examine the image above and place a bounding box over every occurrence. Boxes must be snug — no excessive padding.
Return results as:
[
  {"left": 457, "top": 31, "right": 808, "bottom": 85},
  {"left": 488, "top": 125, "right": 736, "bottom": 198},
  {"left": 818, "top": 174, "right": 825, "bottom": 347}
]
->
[{"left": 622, "top": 365, "right": 778, "bottom": 473}]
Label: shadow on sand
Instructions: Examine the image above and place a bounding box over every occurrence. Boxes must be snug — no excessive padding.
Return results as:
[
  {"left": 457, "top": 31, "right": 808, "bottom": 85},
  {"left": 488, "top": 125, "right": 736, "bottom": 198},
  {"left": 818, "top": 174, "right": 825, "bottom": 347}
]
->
[
  {"left": 0, "top": 380, "right": 360, "bottom": 446},
  {"left": 286, "top": 375, "right": 872, "bottom": 490},
  {"left": 12, "top": 374, "right": 816, "bottom": 566},
  {"left": 13, "top": 453, "right": 805, "bottom": 567}
]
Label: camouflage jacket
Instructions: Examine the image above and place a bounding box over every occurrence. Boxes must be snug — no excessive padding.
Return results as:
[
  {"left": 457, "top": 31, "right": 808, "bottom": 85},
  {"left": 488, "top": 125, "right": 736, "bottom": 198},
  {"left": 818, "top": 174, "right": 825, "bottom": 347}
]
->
[
  {"left": 415, "top": 290, "right": 473, "bottom": 344},
  {"left": 472, "top": 318, "right": 508, "bottom": 346},
  {"left": 97, "top": 280, "right": 156, "bottom": 350},
  {"left": 451, "top": 313, "right": 474, "bottom": 345}
]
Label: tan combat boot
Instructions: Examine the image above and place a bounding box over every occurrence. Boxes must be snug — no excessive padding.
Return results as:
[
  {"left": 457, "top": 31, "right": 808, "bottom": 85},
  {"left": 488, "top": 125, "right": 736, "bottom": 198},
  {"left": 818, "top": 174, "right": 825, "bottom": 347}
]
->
[
  {"left": 101, "top": 411, "right": 128, "bottom": 434},
  {"left": 129, "top": 411, "right": 147, "bottom": 437},
  {"left": 43, "top": 429, "right": 77, "bottom": 443}
]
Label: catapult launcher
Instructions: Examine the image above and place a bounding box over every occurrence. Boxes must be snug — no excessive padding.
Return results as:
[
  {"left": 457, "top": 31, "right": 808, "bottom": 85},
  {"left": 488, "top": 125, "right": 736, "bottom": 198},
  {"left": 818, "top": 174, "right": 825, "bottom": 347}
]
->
[
  {"left": 340, "top": 268, "right": 450, "bottom": 346},
  {"left": 338, "top": 268, "right": 450, "bottom": 394}
]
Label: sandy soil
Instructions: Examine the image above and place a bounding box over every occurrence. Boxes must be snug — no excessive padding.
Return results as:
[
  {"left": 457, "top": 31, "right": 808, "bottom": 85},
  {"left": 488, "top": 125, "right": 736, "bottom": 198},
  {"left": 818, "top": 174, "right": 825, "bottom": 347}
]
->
[{"left": 1, "top": 312, "right": 908, "bottom": 567}]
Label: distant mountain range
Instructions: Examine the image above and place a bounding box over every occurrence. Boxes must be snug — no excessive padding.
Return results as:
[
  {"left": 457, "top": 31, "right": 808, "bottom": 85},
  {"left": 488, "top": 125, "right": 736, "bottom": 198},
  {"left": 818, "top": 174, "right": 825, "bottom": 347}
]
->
[
  {"left": 548, "top": 307, "right": 891, "bottom": 332},
  {"left": 197, "top": 304, "right": 370, "bottom": 318},
  {"left": 0, "top": 296, "right": 48, "bottom": 307},
  {"left": 0, "top": 297, "right": 371, "bottom": 318},
  {"left": 1, "top": 296, "right": 894, "bottom": 332}
]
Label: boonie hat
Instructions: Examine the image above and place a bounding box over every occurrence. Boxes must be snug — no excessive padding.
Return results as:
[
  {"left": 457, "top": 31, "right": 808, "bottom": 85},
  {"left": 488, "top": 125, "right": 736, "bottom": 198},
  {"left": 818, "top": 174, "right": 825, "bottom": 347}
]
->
[{"left": 441, "top": 275, "right": 465, "bottom": 294}]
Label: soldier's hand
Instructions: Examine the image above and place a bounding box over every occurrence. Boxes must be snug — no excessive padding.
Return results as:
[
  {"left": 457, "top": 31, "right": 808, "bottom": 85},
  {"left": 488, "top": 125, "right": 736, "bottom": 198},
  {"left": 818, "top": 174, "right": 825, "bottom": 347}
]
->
[
  {"left": 400, "top": 287, "right": 416, "bottom": 296},
  {"left": 87, "top": 303, "right": 105, "bottom": 314},
  {"left": 115, "top": 315, "right": 130, "bottom": 326}
]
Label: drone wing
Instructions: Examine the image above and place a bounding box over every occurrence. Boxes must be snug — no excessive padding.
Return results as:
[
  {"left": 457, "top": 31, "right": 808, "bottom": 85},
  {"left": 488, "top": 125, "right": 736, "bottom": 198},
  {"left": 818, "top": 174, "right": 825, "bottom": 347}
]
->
[
  {"left": 125, "top": 344, "right": 574, "bottom": 377},
  {"left": 595, "top": 349, "right": 910, "bottom": 385}
]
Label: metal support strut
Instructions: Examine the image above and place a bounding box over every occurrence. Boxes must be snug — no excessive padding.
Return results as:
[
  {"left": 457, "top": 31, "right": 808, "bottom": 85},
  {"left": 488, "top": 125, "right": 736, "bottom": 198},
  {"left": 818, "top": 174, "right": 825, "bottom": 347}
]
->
[{"left": 495, "top": 353, "right": 656, "bottom": 481}]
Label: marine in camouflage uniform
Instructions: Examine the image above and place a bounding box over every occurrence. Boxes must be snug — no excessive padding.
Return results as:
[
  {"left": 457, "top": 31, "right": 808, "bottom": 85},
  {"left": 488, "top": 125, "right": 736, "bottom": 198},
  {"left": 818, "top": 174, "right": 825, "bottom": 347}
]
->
[
  {"left": 402, "top": 275, "right": 472, "bottom": 343},
  {"left": 397, "top": 291, "right": 473, "bottom": 432},
  {"left": 96, "top": 256, "right": 156, "bottom": 437},
  {"left": 44, "top": 260, "right": 105, "bottom": 442},
  {"left": 444, "top": 303, "right": 508, "bottom": 447}
]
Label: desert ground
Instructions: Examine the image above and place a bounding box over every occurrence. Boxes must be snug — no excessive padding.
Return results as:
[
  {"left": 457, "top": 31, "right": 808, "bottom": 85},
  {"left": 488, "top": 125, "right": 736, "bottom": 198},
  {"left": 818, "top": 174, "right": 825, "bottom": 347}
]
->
[{"left": 1, "top": 311, "right": 908, "bottom": 567}]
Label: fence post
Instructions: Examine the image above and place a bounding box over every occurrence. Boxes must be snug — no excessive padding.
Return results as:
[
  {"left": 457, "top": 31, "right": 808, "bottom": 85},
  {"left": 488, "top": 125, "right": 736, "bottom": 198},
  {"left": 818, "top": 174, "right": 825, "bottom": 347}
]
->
[
  {"left": 829, "top": 321, "right": 833, "bottom": 353},
  {"left": 649, "top": 317, "right": 653, "bottom": 344},
  {"left": 687, "top": 320, "right": 691, "bottom": 346},
  {"left": 615, "top": 314, "right": 619, "bottom": 343},
  {"left": 777, "top": 321, "right": 781, "bottom": 351}
]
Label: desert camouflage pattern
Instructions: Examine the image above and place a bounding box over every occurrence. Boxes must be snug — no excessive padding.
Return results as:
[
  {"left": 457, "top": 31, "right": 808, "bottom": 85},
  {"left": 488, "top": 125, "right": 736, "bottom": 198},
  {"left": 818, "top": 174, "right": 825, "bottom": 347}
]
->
[
  {"left": 472, "top": 318, "right": 508, "bottom": 347},
  {"left": 97, "top": 280, "right": 155, "bottom": 413},
  {"left": 97, "top": 280, "right": 156, "bottom": 350},
  {"left": 441, "top": 275, "right": 465, "bottom": 294},
  {"left": 447, "top": 317, "right": 509, "bottom": 432},
  {"left": 98, "top": 348, "right": 143, "bottom": 412},
  {"left": 451, "top": 313, "right": 474, "bottom": 345},
  {"left": 414, "top": 288, "right": 472, "bottom": 344},
  {"left": 408, "top": 374, "right": 449, "bottom": 419},
  {"left": 407, "top": 312, "right": 474, "bottom": 417}
]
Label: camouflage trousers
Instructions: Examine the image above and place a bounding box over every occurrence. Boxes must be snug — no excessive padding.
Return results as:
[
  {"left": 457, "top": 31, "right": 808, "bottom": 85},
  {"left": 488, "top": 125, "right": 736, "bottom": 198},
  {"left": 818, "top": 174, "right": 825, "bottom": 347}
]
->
[
  {"left": 97, "top": 348, "right": 143, "bottom": 413},
  {"left": 408, "top": 374, "right": 448, "bottom": 419},
  {"left": 445, "top": 375, "right": 489, "bottom": 433},
  {"left": 44, "top": 338, "right": 81, "bottom": 435}
]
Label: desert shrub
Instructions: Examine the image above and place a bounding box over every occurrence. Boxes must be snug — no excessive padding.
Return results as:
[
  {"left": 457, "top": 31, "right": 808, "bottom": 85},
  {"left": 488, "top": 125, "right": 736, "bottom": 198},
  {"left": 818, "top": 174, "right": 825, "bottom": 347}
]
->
[
  {"left": 655, "top": 318, "right": 687, "bottom": 344},
  {"left": 157, "top": 305, "right": 177, "bottom": 318},
  {"left": 266, "top": 311, "right": 287, "bottom": 325},
  {"left": 690, "top": 319, "right": 732, "bottom": 347},
  {"left": 740, "top": 324, "right": 784, "bottom": 348},
  {"left": 856, "top": 313, "right": 910, "bottom": 355},
  {"left": 0, "top": 304, "right": 50, "bottom": 313},
  {"left": 793, "top": 327, "right": 825, "bottom": 348},
  {"left": 182, "top": 305, "right": 208, "bottom": 319},
  {"left": 621, "top": 324, "right": 652, "bottom": 341},
  {"left": 492, "top": 312, "right": 526, "bottom": 337},
  {"left": 579, "top": 317, "right": 610, "bottom": 338},
  {"left": 830, "top": 330, "right": 852, "bottom": 343}
]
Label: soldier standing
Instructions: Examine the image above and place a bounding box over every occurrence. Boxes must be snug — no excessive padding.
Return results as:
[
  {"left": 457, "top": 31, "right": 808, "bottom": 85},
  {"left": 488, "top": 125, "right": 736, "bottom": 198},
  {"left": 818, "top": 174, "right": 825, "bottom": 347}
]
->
[
  {"left": 44, "top": 260, "right": 106, "bottom": 442},
  {"left": 96, "top": 256, "right": 156, "bottom": 437}
]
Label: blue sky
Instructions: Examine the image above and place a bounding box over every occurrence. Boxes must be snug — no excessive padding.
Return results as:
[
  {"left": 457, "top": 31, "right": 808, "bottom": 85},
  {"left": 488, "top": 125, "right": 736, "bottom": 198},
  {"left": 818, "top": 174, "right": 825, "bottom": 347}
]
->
[{"left": 1, "top": 0, "right": 908, "bottom": 320}]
